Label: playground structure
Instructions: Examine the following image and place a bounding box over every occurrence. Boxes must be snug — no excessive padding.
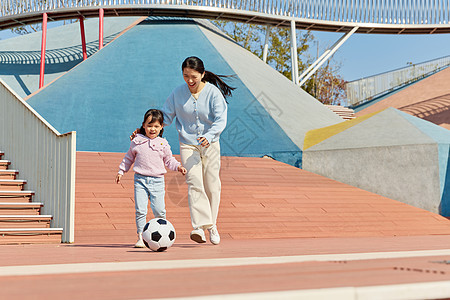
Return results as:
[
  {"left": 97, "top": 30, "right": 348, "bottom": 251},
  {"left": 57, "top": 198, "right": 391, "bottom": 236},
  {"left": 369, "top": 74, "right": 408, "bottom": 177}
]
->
[
  {"left": 3, "top": 0, "right": 450, "bottom": 89},
  {"left": 0, "top": 0, "right": 449, "bottom": 244}
]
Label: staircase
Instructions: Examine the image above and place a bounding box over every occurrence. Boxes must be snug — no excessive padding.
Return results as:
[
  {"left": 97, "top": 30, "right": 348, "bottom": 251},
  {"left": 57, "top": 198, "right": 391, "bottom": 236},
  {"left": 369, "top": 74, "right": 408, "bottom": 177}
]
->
[
  {"left": 0, "top": 151, "right": 63, "bottom": 244},
  {"left": 325, "top": 105, "right": 356, "bottom": 120}
]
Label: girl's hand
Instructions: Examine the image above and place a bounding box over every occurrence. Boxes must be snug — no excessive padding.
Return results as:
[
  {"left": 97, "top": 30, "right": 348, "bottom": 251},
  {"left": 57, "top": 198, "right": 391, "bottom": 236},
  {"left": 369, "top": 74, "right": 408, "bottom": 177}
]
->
[
  {"left": 129, "top": 128, "right": 139, "bottom": 141},
  {"left": 197, "top": 137, "right": 210, "bottom": 148},
  {"left": 115, "top": 174, "right": 122, "bottom": 184},
  {"left": 178, "top": 165, "right": 187, "bottom": 175}
]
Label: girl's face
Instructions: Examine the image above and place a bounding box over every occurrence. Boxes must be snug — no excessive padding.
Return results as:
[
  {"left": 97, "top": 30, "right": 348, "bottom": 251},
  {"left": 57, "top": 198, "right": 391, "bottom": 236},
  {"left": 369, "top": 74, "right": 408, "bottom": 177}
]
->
[
  {"left": 183, "top": 67, "right": 205, "bottom": 93},
  {"left": 143, "top": 117, "right": 163, "bottom": 139}
]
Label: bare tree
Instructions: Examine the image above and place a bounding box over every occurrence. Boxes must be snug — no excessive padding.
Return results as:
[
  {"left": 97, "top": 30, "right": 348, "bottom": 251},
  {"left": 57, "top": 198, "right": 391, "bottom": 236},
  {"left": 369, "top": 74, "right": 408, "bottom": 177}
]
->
[{"left": 212, "top": 20, "right": 347, "bottom": 105}]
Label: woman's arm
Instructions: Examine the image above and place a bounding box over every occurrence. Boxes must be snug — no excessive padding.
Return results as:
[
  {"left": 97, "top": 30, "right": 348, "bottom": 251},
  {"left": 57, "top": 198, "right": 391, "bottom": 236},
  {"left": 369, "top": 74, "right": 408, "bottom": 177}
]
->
[
  {"left": 162, "top": 91, "right": 176, "bottom": 127},
  {"left": 202, "top": 92, "right": 227, "bottom": 144}
]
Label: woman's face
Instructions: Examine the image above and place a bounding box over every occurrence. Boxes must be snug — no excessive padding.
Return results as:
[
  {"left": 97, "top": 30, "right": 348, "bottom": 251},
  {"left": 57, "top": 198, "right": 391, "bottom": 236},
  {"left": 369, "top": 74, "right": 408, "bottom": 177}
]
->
[{"left": 183, "top": 67, "right": 204, "bottom": 93}]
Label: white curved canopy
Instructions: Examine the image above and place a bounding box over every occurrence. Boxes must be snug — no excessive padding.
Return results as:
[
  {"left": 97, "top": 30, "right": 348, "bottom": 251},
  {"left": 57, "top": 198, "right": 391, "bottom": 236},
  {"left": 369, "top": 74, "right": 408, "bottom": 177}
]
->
[{"left": 1, "top": 0, "right": 450, "bottom": 34}]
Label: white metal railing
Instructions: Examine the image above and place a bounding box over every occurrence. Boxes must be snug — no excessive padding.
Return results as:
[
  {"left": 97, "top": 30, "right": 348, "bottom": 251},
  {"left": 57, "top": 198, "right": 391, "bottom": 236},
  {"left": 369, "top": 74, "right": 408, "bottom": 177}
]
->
[
  {"left": 0, "top": 79, "right": 76, "bottom": 243},
  {"left": 346, "top": 55, "right": 450, "bottom": 107},
  {"left": 1, "top": 0, "right": 450, "bottom": 25}
]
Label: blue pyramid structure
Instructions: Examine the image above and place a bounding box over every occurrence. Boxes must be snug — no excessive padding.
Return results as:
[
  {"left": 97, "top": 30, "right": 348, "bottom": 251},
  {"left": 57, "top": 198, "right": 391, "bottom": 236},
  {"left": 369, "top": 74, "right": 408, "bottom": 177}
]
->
[{"left": 25, "top": 18, "right": 343, "bottom": 168}]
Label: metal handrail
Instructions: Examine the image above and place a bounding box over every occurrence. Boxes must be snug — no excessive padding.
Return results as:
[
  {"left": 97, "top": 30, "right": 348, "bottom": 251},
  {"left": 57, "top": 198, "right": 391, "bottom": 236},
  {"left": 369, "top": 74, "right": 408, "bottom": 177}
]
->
[
  {"left": 346, "top": 55, "right": 450, "bottom": 107},
  {"left": 1, "top": 0, "right": 450, "bottom": 33}
]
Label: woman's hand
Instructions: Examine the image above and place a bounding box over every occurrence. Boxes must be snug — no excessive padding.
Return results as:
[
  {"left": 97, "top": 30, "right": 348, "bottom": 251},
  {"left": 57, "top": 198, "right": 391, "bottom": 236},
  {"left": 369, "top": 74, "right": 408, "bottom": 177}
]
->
[
  {"left": 178, "top": 165, "right": 187, "bottom": 175},
  {"left": 197, "top": 137, "right": 210, "bottom": 148},
  {"left": 129, "top": 128, "right": 139, "bottom": 141},
  {"left": 115, "top": 174, "right": 122, "bottom": 184}
]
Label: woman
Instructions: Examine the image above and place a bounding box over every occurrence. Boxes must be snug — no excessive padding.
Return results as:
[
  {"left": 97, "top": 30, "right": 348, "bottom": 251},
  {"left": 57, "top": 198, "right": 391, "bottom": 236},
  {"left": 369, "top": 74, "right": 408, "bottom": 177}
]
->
[{"left": 162, "top": 56, "right": 234, "bottom": 245}]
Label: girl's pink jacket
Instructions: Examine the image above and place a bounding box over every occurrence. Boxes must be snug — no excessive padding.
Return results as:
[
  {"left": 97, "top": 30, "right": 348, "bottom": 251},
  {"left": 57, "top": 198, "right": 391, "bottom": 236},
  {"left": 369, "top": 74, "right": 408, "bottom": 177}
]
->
[{"left": 118, "top": 134, "right": 181, "bottom": 177}]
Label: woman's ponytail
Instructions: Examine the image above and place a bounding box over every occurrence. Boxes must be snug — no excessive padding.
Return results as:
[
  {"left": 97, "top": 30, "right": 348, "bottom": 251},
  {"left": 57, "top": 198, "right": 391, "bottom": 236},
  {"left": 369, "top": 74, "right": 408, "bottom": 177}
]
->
[{"left": 203, "top": 71, "right": 236, "bottom": 99}]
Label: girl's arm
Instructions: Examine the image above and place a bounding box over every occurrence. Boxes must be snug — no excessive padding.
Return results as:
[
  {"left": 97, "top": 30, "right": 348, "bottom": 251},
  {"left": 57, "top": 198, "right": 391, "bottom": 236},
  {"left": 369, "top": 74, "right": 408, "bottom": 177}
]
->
[
  {"left": 162, "top": 143, "right": 181, "bottom": 172},
  {"left": 118, "top": 144, "right": 136, "bottom": 175}
]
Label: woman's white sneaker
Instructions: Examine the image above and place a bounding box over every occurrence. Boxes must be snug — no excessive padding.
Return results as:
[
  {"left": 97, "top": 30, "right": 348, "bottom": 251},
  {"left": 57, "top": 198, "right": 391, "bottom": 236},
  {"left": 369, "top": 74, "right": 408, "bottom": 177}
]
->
[
  {"left": 190, "top": 228, "right": 206, "bottom": 243},
  {"left": 208, "top": 225, "right": 220, "bottom": 245}
]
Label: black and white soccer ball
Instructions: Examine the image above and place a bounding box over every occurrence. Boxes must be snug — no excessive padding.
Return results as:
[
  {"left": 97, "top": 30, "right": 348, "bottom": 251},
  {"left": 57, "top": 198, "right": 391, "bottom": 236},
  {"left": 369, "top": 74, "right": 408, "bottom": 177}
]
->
[{"left": 142, "top": 218, "right": 176, "bottom": 252}]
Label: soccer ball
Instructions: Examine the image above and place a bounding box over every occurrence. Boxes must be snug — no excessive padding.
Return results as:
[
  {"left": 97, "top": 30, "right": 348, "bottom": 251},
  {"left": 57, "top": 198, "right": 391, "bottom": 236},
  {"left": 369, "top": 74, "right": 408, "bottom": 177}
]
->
[{"left": 142, "top": 218, "right": 176, "bottom": 252}]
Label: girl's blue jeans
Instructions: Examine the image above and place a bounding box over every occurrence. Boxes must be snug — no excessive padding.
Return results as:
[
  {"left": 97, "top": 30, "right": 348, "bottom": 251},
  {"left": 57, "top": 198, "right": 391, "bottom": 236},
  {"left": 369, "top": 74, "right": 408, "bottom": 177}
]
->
[{"left": 134, "top": 173, "right": 166, "bottom": 233}]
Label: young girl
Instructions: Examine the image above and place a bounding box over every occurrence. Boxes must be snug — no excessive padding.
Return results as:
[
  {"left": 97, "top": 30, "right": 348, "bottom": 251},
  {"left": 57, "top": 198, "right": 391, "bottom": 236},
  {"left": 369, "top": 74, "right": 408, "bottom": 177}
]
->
[{"left": 116, "top": 109, "right": 187, "bottom": 248}]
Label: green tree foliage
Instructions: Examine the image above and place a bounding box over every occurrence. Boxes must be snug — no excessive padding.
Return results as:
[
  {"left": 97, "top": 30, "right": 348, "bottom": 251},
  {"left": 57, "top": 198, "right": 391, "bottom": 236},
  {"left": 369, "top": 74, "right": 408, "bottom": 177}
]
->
[{"left": 212, "top": 20, "right": 347, "bottom": 105}]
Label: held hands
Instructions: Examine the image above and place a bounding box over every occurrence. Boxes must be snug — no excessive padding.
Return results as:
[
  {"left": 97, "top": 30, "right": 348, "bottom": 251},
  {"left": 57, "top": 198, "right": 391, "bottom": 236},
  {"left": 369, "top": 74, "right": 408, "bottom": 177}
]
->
[
  {"left": 197, "top": 137, "right": 210, "bottom": 148},
  {"left": 178, "top": 165, "right": 187, "bottom": 175},
  {"left": 130, "top": 128, "right": 139, "bottom": 141},
  {"left": 115, "top": 173, "right": 122, "bottom": 184}
]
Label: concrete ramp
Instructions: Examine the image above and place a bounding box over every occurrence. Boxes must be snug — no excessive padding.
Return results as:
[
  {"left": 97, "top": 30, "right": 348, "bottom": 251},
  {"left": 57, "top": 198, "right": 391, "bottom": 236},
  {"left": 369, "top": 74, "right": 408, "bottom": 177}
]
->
[
  {"left": 355, "top": 67, "right": 450, "bottom": 130},
  {"left": 75, "top": 151, "right": 450, "bottom": 243}
]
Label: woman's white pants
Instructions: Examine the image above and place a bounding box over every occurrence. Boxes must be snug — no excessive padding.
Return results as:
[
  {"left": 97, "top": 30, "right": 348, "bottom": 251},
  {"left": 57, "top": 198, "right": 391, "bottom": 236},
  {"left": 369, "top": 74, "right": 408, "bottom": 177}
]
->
[{"left": 180, "top": 141, "right": 221, "bottom": 230}]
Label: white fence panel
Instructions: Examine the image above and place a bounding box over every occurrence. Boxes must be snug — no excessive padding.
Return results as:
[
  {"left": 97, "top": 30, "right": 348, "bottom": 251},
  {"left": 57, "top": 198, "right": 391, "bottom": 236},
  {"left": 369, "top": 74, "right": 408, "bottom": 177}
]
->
[{"left": 0, "top": 79, "right": 75, "bottom": 243}]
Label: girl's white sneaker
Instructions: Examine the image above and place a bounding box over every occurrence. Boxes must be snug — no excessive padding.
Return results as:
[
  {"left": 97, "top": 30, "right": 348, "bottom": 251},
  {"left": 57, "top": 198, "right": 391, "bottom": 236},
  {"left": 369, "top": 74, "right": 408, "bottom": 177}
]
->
[
  {"left": 208, "top": 225, "right": 220, "bottom": 245},
  {"left": 135, "top": 233, "right": 146, "bottom": 248}
]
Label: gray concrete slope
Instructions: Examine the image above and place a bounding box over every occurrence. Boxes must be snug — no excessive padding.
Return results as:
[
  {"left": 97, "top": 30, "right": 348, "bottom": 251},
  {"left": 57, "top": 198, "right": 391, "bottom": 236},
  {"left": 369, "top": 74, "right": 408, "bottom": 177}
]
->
[
  {"left": 303, "top": 108, "right": 447, "bottom": 215},
  {"left": 307, "top": 108, "right": 436, "bottom": 151}
]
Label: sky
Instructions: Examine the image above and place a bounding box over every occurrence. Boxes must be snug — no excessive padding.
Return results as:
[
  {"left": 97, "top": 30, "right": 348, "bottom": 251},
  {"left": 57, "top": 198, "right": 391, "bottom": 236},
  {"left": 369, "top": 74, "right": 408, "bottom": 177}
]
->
[
  {"left": 309, "top": 30, "right": 450, "bottom": 81},
  {"left": 1, "top": 21, "right": 449, "bottom": 82}
]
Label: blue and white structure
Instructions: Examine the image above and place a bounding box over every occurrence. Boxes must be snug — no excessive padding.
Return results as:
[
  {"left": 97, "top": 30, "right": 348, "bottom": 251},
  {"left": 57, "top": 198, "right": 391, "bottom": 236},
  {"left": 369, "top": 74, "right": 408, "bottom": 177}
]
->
[{"left": 21, "top": 17, "right": 343, "bottom": 167}]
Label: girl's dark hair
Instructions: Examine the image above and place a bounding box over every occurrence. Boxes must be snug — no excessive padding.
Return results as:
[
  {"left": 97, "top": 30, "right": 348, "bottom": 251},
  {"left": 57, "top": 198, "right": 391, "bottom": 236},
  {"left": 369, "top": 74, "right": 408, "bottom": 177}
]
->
[
  {"left": 139, "top": 109, "right": 164, "bottom": 137},
  {"left": 182, "top": 56, "right": 236, "bottom": 99}
]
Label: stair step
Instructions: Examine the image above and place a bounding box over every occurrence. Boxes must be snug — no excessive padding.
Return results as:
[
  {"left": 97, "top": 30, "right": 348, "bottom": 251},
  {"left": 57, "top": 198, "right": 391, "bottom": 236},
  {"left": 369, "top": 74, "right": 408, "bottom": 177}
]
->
[
  {"left": 0, "top": 179, "right": 26, "bottom": 191},
  {"left": 0, "top": 203, "right": 42, "bottom": 215},
  {"left": 0, "top": 191, "right": 34, "bottom": 203},
  {"left": 0, "top": 215, "right": 52, "bottom": 228},
  {"left": 0, "top": 170, "right": 18, "bottom": 180},
  {"left": 0, "top": 160, "right": 11, "bottom": 170},
  {"left": 0, "top": 228, "right": 63, "bottom": 245}
]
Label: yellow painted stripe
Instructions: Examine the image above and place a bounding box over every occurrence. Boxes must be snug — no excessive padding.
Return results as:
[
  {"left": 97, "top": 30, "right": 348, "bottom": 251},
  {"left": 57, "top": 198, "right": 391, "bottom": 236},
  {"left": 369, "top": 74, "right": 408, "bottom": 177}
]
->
[{"left": 303, "top": 109, "right": 386, "bottom": 150}]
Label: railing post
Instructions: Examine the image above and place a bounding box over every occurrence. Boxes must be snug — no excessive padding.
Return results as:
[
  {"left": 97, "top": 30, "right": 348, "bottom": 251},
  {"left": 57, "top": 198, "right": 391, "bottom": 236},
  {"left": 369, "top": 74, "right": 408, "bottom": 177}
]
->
[
  {"left": 99, "top": 8, "right": 104, "bottom": 50},
  {"left": 262, "top": 25, "right": 270, "bottom": 63},
  {"left": 79, "top": 16, "right": 87, "bottom": 60},
  {"left": 39, "top": 12, "right": 48, "bottom": 89},
  {"left": 290, "top": 20, "right": 299, "bottom": 84},
  {"left": 299, "top": 26, "right": 358, "bottom": 86}
]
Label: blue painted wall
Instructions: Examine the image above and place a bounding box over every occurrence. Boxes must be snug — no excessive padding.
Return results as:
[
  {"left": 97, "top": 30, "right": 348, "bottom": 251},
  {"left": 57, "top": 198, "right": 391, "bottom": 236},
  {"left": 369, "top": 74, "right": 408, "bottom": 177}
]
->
[
  {"left": 440, "top": 146, "right": 450, "bottom": 216},
  {"left": 27, "top": 19, "right": 301, "bottom": 165}
]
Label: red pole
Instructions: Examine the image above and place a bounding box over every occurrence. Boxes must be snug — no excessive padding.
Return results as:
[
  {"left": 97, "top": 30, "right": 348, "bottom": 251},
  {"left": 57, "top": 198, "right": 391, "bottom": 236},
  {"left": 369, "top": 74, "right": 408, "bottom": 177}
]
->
[
  {"left": 99, "top": 8, "right": 104, "bottom": 50},
  {"left": 39, "top": 13, "right": 48, "bottom": 89},
  {"left": 79, "top": 16, "right": 87, "bottom": 60}
]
